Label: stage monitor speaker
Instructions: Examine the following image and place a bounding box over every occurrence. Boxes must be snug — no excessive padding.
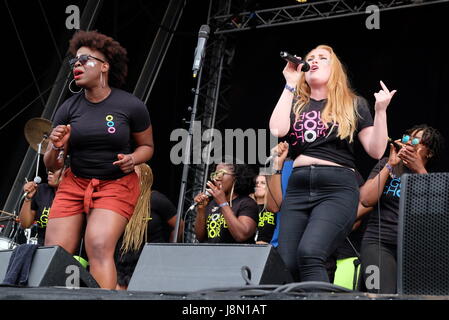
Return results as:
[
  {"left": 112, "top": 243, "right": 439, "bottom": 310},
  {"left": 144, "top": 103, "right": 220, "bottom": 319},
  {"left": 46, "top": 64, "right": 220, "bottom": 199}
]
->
[
  {"left": 398, "top": 173, "right": 449, "bottom": 295},
  {"left": 128, "top": 243, "right": 293, "bottom": 292},
  {"left": 0, "top": 245, "right": 98, "bottom": 288}
]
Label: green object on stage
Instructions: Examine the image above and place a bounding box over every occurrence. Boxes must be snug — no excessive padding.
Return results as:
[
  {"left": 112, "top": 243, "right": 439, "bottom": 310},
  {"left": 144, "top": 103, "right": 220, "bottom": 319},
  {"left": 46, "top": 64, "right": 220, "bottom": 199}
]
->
[
  {"left": 73, "top": 255, "right": 89, "bottom": 269},
  {"left": 333, "top": 257, "right": 361, "bottom": 290}
]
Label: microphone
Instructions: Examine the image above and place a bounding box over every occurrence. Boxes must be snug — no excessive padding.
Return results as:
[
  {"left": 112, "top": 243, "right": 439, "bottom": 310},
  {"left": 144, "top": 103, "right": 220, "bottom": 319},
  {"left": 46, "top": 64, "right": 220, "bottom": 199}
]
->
[
  {"left": 264, "top": 155, "right": 275, "bottom": 166},
  {"left": 388, "top": 137, "right": 402, "bottom": 151},
  {"left": 280, "top": 51, "right": 310, "bottom": 72},
  {"left": 192, "top": 25, "right": 210, "bottom": 78},
  {"left": 188, "top": 190, "right": 212, "bottom": 211},
  {"left": 22, "top": 176, "right": 42, "bottom": 199}
]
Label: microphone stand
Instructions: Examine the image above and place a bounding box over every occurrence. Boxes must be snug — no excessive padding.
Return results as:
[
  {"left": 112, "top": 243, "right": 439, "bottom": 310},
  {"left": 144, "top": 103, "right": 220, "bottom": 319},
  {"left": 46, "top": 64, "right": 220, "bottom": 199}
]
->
[
  {"left": 173, "top": 59, "right": 206, "bottom": 244},
  {"left": 35, "top": 136, "right": 46, "bottom": 180}
]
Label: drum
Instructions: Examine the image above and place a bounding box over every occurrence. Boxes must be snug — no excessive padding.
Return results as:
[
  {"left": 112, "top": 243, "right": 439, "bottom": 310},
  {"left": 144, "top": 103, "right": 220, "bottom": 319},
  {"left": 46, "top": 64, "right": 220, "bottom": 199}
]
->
[{"left": 0, "top": 236, "right": 17, "bottom": 250}]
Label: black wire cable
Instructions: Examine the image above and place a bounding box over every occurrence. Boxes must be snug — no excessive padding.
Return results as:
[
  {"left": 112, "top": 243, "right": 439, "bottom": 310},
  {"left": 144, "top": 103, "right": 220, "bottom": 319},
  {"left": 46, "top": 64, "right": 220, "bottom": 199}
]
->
[
  {"left": 0, "top": 86, "right": 53, "bottom": 132},
  {"left": 38, "top": 0, "right": 62, "bottom": 63},
  {"left": 377, "top": 158, "right": 382, "bottom": 294}
]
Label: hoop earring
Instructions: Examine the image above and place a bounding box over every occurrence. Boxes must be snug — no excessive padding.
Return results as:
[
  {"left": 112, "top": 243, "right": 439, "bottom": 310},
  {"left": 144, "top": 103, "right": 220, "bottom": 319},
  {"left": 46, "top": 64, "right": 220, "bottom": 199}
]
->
[
  {"left": 100, "top": 72, "right": 105, "bottom": 88},
  {"left": 229, "top": 181, "right": 235, "bottom": 208},
  {"left": 69, "top": 79, "right": 83, "bottom": 94}
]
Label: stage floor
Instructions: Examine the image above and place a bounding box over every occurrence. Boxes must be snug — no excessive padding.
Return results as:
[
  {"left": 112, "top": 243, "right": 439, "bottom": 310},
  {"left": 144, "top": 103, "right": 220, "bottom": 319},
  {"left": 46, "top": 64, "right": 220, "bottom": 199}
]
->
[{"left": 1, "top": 285, "right": 448, "bottom": 300}]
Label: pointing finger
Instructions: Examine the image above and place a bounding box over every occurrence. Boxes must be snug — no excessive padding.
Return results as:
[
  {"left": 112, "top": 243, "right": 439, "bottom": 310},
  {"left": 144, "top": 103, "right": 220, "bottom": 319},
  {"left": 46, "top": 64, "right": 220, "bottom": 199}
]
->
[{"left": 380, "top": 80, "right": 390, "bottom": 95}]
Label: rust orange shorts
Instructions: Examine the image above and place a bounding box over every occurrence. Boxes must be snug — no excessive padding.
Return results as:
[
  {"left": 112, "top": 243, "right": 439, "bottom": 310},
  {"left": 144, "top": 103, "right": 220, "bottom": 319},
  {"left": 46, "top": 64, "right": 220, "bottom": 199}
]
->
[{"left": 50, "top": 168, "right": 140, "bottom": 220}]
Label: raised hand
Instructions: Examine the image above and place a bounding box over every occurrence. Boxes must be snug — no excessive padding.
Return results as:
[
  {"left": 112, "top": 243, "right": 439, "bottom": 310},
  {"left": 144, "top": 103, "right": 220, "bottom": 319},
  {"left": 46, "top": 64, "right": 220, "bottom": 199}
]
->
[
  {"left": 283, "top": 57, "right": 304, "bottom": 87},
  {"left": 271, "top": 141, "right": 289, "bottom": 170},
  {"left": 193, "top": 192, "right": 211, "bottom": 209},
  {"left": 206, "top": 180, "right": 227, "bottom": 206},
  {"left": 49, "top": 124, "right": 71, "bottom": 148},
  {"left": 23, "top": 181, "right": 38, "bottom": 200},
  {"left": 374, "top": 81, "right": 397, "bottom": 112},
  {"left": 397, "top": 145, "right": 427, "bottom": 173},
  {"left": 387, "top": 141, "right": 401, "bottom": 167},
  {"left": 113, "top": 153, "right": 135, "bottom": 173}
]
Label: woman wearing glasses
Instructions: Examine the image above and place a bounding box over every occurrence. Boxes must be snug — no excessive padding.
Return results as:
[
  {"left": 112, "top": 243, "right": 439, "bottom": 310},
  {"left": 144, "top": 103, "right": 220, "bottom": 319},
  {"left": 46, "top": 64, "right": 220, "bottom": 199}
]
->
[
  {"left": 43, "top": 31, "right": 153, "bottom": 289},
  {"left": 269, "top": 44, "right": 397, "bottom": 282},
  {"left": 194, "top": 163, "right": 259, "bottom": 243},
  {"left": 359, "top": 124, "right": 444, "bottom": 293}
]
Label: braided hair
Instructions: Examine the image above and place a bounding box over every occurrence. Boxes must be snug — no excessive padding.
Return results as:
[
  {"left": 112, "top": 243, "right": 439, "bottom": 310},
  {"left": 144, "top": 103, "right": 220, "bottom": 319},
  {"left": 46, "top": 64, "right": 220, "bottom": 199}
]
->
[{"left": 405, "top": 124, "right": 445, "bottom": 170}]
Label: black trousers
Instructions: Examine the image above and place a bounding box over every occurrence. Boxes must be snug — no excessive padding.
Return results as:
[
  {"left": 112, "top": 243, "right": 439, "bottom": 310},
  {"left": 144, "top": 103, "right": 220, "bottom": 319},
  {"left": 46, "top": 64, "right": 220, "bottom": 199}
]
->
[
  {"left": 361, "top": 240, "right": 397, "bottom": 294},
  {"left": 277, "top": 165, "right": 359, "bottom": 282}
]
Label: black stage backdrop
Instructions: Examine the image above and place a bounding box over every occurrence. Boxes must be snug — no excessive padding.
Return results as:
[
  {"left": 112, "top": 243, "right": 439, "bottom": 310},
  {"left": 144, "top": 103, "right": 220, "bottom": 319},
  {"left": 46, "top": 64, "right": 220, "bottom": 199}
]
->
[{"left": 1, "top": 1, "right": 448, "bottom": 211}]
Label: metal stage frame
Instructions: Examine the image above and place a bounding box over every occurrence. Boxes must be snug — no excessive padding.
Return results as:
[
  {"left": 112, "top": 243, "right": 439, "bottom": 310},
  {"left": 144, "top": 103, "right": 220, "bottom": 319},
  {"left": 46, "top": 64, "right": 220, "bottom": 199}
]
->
[
  {"left": 177, "top": 0, "right": 449, "bottom": 242},
  {"left": 2, "top": 0, "right": 448, "bottom": 240}
]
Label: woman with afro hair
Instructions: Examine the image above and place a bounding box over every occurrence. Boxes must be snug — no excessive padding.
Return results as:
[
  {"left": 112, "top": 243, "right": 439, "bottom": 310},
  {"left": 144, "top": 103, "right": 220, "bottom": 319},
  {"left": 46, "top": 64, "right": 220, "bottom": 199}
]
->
[
  {"left": 194, "top": 162, "right": 259, "bottom": 243},
  {"left": 44, "top": 30, "right": 153, "bottom": 289}
]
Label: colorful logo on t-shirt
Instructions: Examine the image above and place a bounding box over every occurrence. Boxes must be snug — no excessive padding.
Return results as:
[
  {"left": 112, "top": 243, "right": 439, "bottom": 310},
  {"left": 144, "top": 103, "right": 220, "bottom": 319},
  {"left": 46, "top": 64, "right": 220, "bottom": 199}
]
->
[
  {"left": 384, "top": 177, "right": 401, "bottom": 198},
  {"left": 105, "top": 114, "right": 116, "bottom": 134},
  {"left": 207, "top": 211, "right": 228, "bottom": 239},
  {"left": 290, "top": 110, "right": 328, "bottom": 145},
  {"left": 37, "top": 207, "right": 49, "bottom": 228},
  {"left": 258, "top": 211, "right": 275, "bottom": 227}
]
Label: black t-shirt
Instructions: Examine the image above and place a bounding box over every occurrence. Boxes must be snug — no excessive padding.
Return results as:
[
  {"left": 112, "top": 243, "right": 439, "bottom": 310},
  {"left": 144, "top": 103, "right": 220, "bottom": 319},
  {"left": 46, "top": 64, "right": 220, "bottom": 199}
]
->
[
  {"left": 147, "top": 191, "right": 177, "bottom": 243},
  {"left": 286, "top": 97, "right": 373, "bottom": 168},
  {"left": 53, "top": 88, "right": 151, "bottom": 179},
  {"left": 204, "top": 196, "right": 259, "bottom": 244},
  {"left": 30, "top": 183, "right": 55, "bottom": 245},
  {"left": 363, "top": 158, "right": 403, "bottom": 245},
  {"left": 256, "top": 204, "right": 277, "bottom": 243}
]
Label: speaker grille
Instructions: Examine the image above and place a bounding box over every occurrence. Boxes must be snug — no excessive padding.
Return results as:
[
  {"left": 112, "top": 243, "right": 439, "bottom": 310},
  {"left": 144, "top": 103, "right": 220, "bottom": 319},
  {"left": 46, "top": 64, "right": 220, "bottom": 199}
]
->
[{"left": 398, "top": 173, "right": 449, "bottom": 295}]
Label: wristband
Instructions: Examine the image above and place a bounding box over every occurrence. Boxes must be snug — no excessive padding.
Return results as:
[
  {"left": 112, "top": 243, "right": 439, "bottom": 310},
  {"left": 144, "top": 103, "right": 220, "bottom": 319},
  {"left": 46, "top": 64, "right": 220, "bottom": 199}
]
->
[
  {"left": 24, "top": 197, "right": 32, "bottom": 202},
  {"left": 51, "top": 144, "right": 64, "bottom": 151},
  {"left": 284, "top": 84, "right": 296, "bottom": 94},
  {"left": 273, "top": 169, "right": 282, "bottom": 175},
  {"left": 385, "top": 163, "right": 396, "bottom": 179},
  {"left": 218, "top": 202, "right": 229, "bottom": 208}
]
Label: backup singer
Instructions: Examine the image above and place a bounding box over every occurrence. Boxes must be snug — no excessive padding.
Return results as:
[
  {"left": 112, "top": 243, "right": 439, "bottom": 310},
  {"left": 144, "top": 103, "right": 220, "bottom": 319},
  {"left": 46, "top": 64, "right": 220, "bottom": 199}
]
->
[
  {"left": 194, "top": 163, "right": 259, "bottom": 244},
  {"left": 250, "top": 175, "right": 277, "bottom": 244},
  {"left": 360, "top": 124, "right": 444, "bottom": 293},
  {"left": 19, "top": 169, "right": 63, "bottom": 246},
  {"left": 269, "top": 44, "right": 396, "bottom": 282},
  {"left": 44, "top": 31, "right": 153, "bottom": 289}
]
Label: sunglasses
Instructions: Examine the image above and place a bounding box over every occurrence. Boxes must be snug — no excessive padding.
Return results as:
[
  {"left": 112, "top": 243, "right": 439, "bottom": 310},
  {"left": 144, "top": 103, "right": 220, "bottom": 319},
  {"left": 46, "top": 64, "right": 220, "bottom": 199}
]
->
[
  {"left": 69, "top": 54, "right": 105, "bottom": 68},
  {"left": 402, "top": 134, "right": 420, "bottom": 146},
  {"left": 210, "top": 169, "right": 234, "bottom": 181}
]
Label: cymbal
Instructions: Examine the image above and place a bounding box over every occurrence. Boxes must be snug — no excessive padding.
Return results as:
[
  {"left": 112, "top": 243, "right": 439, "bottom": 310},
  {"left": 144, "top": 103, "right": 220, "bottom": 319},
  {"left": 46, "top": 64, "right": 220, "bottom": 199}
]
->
[{"left": 24, "top": 118, "right": 52, "bottom": 155}]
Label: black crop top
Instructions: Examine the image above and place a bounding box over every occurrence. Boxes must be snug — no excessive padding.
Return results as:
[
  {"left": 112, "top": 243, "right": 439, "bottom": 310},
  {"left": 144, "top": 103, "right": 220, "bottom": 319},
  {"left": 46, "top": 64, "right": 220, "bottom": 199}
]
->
[{"left": 285, "top": 97, "right": 373, "bottom": 169}]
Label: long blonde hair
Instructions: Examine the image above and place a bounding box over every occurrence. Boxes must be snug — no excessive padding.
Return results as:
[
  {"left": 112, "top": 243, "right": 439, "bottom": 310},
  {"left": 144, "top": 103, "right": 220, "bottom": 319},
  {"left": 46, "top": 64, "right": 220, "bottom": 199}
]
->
[
  {"left": 293, "top": 45, "right": 358, "bottom": 142},
  {"left": 121, "top": 163, "right": 153, "bottom": 254}
]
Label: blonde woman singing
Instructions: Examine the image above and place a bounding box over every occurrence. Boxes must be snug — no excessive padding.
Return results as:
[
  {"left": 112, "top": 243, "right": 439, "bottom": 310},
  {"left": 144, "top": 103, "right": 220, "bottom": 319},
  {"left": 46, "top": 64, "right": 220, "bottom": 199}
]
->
[{"left": 269, "top": 45, "right": 396, "bottom": 282}]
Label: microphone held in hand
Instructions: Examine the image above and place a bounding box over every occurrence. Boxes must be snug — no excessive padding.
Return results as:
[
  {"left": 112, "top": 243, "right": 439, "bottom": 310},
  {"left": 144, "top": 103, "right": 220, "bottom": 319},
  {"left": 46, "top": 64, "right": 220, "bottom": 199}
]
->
[
  {"left": 189, "top": 190, "right": 212, "bottom": 211},
  {"left": 22, "top": 176, "right": 42, "bottom": 199},
  {"left": 389, "top": 137, "right": 402, "bottom": 151},
  {"left": 280, "top": 51, "right": 310, "bottom": 72}
]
